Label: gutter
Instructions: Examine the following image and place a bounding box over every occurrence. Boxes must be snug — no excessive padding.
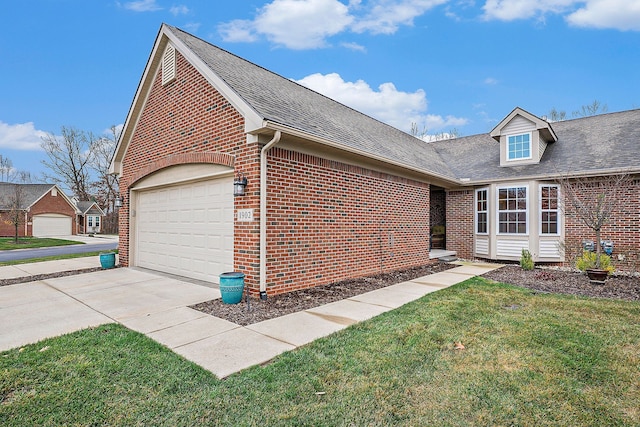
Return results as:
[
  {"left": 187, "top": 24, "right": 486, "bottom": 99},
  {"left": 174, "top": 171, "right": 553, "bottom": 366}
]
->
[{"left": 259, "top": 130, "right": 282, "bottom": 299}]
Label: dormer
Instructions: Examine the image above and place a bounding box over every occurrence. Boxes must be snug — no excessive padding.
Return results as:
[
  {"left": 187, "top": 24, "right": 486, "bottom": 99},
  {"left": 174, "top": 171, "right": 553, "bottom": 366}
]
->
[{"left": 490, "top": 107, "right": 557, "bottom": 167}]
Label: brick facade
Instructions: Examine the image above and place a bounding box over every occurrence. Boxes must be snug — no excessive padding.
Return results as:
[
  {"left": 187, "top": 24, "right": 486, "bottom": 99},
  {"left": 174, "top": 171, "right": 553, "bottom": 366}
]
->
[
  {"left": 117, "top": 49, "right": 260, "bottom": 280},
  {"left": 563, "top": 179, "right": 640, "bottom": 273},
  {"left": 445, "top": 189, "right": 474, "bottom": 260},
  {"left": 0, "top": 189, "right": 77, "bottom": 237},
  {"left": 118, "top": 48, "right": 438, "bottom": 295},
  {"left": 264, "top": 148, "right": 433, "bottom": 294}
]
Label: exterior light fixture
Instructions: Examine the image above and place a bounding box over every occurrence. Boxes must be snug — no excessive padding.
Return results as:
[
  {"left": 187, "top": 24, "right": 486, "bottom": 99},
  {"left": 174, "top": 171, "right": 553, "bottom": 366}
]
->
[
  {"left": 234, "top": 173, "right": 248, "bottom": 197},
  {"left": 114, "top": 195, "right": 123, "bottom": 208}
]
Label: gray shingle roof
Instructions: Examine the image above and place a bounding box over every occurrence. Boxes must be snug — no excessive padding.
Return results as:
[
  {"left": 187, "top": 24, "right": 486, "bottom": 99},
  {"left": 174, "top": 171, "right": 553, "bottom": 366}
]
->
[
  {"left": 167, "top": 25, "right": 640, "bottom": 185},
  {"left": 0, "top": 183, "right": 56, "bottom": 210},
  {"left": 168, "top": 26, "right": 455, "bottom": 180},
  {"left": 432, "top": 109, "right": 640, "bottom": 183}
]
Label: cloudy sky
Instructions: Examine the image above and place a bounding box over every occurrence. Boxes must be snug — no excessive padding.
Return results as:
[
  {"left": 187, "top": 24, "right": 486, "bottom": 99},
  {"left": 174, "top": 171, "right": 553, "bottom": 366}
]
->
[{"left": 1, "top": 0, "right": 639, "bottom": 178}]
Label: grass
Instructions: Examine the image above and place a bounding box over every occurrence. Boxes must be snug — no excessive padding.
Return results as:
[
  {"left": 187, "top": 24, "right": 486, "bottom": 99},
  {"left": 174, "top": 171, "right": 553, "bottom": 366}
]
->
[
  {"left": 0, "top": 250, "right": 117, "bottom": 267},
  {"left": 0, "top": 237, "right": 82, "bottom": 251},
  {"left": 1, "top": 278, "right": 639, "bottom": 426}
]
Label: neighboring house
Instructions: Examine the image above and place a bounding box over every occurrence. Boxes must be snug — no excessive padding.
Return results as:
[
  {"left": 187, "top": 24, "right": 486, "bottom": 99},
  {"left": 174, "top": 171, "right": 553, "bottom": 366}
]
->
[
  {"left": 0, "top": 183, "right": 79, "bottom": 237},
  {"left": 76, "top": 201, "right": 105, "bottom": 234},
  {"left": 110, "top": 24, "right": 640, "bottom": 296}
]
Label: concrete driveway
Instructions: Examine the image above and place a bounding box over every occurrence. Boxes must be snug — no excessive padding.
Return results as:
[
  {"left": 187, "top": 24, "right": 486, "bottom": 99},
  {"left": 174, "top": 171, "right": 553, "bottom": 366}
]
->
[
  {"left": 1, "top": 268, "right": 219, "bottom": 353},
  {"left": 1, "top": 262, "right": 502, "bottom": 378}
]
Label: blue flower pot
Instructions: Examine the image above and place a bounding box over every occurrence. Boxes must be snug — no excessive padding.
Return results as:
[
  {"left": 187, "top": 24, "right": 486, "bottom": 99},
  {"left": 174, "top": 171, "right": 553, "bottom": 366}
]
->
[
  {"left": 219, "top": 272, "right": 245, "bottom": 304},
  {"left": 99, "top": 252, "right": 116, "bottom": 269}
]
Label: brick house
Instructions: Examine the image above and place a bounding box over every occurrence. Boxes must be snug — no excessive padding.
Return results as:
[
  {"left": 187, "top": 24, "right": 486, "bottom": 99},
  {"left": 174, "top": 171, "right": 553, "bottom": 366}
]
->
[
  {"left": 0, "top": 183, "right": 79, "bottom": 237},
  {"left": 110, "top": 24, "right": 640, "bottom": 296},
  {"left": 76, "top": 201, "right": 105, "bottom": 234}
]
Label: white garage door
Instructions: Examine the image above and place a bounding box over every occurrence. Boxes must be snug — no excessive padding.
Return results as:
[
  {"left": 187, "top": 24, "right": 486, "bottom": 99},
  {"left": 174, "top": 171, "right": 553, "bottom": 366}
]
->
[
  {"left": 135, "top": 177, "right": 234, "bottom": 284},
  {"left": 32, "top": 214, "right": 72, "bottom": 237}
]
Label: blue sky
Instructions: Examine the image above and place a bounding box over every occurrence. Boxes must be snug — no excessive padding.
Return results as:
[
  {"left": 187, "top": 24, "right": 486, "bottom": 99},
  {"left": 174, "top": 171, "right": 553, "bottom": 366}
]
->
[{"left": 1, "top": 0, "right": 639, "bottom": 179}]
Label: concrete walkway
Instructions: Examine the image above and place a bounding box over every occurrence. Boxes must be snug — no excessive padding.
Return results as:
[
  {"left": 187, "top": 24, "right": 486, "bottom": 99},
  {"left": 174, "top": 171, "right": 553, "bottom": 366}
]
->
[{"left": 0, "top": 258, "right": 501, "bottom": 378}]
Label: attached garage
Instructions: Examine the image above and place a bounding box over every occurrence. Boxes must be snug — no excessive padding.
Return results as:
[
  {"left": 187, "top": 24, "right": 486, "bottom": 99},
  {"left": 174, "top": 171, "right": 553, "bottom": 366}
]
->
[
  {"left": 132, "top": 172, "right": 234, "bottom": 284},
  {"left": 32, "top": 214, "right": 73, "bottom": 237}
]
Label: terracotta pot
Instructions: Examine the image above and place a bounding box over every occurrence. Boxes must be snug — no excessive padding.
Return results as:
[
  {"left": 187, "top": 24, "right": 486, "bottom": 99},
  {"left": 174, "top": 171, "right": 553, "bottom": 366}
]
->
[{"left": 586, "top": 268, "right": 608, "bottom": 284}]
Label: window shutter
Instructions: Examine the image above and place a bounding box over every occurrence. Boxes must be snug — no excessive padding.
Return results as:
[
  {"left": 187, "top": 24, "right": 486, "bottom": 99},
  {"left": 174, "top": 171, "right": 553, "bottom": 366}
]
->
[{"left": 162, "top": 44, "right": 176, "bottom": 85}]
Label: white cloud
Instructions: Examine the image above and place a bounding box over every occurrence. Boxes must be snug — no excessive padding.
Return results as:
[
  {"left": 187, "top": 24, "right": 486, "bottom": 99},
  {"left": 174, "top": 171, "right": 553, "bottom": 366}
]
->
[
  {"left": 340, "top": 41, "right": 367, "bottom": 51},
  {"left": 253, "top": 0, "right": 353, "bottom": 49},
  {"left": 169, "top": 5, "right": 190, "bottom": 16},
  {"left": 0, "top": 121, "right": 47, "bottom": 151},
  {"left": 482, "top": 0, "right": 640, "bottom": 31},
  {"left": 351, "top": 0, "right": 448, "bottom": 34},
  {"left": 484, "top": 77, "right": 498, "bottom": 85},
  {"left": 218, "top": 0, "right": 446, "bottom": 49},
  {"left": 183, "top": 22, "right": 202, "bottom": 33},
  {"left": 218, "top": 20, "right": 258, "bottom": 43},
  {"left": 566, "top": 0, "right": 640, "bottom": 31},
  {"left": 122, "top": 0, "right": 162, "bottom": 12},
  {"left": 482, "top": 0, "right": 575, "bottom": 21},
  {"left": 295, "top": 72, "right": 467, "bottom": 132}
]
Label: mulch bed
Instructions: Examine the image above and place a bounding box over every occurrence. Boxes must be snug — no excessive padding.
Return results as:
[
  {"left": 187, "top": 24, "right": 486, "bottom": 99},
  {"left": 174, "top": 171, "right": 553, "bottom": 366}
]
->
[
  {"left": 0, "top": 267, "right": 106, "bottom": 287},
  {"left": 190, "top": 263, "right": 456, "bottom": 326},
  {"left": 482, "top": 265, "right": 640, "bottom": 301}
]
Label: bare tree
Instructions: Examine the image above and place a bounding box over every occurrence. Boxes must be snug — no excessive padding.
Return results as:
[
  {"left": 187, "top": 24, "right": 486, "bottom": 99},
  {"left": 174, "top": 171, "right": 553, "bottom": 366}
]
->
[
  {"left": 557, "top": 173, "right": 632, "bottom": 268},
  {"left": 91, "top": 125, "right": 120, "bottom": 234},
  {"left": 410, "top": 123, "right": 460, "bottom": 142},
  {"left": 548, "top": 100, "right": 608, "bottom": 122},
  {"left": 2, "top": 184, "right": 26, "bottom": 243},
  {"left": 572, "top": 100, "right": 608, "bottom": 118},
  {"left": 40, "top": 126, "right": 96, "bottom": 200},
  {"left": 0, "top": 155, "right": 32, "bottom": 183}
]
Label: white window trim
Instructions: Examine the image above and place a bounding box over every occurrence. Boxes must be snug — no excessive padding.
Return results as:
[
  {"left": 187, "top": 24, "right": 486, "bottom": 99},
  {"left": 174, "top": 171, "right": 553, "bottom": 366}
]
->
[
  {"left": 506, "top": 132, "right": 533, "bottom": 161},
  {"left": 496, "top": 184, "right": 529, "bottom": 235},
  {"left": 475, "top": 188, "right": 489, "bottom": 235},
  {"left": 539, "top": 184, "right": 561, "bottom": 236}
]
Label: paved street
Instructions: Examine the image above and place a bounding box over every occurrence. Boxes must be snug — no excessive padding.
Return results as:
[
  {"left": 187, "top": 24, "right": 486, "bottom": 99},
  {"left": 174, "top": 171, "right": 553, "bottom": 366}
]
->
[{"left": 0, "top": 235, "right": 118, "bottom": 261}]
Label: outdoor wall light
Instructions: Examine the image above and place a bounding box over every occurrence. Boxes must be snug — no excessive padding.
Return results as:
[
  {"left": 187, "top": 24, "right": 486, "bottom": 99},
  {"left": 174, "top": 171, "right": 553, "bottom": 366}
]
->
[
  {"left": 114, "top": 195, "right": 123, "bottom": 208},
  {"left": 234, "top": 173, "right": 248, "bottom": 197}
]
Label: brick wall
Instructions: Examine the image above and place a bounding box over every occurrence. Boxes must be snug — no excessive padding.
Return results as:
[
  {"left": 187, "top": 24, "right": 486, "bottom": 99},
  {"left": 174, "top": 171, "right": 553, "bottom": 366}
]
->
[
  {"left": 563, "top": 178, "right": 640, "bottom": 273},
  {"left": 118, "top": 49, "right": 261, "bottom": 290},
  {"left": 445, "top": 189, "right": 474, "bottom": 260},
  {"left": 0, "top": 189, "right": 76, "bottom": 237},
  {"left": 264, "top": 148, "right": 433, "bottom": 295}
]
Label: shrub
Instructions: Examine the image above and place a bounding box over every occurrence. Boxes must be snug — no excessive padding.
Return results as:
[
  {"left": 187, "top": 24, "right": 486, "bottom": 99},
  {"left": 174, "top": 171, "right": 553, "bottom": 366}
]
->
[
  {"left": 520, "top": 249, "right": 534, "bottom": 271},
  {"left": 575, "top": 250, "right": 615, "bottom": 274}
]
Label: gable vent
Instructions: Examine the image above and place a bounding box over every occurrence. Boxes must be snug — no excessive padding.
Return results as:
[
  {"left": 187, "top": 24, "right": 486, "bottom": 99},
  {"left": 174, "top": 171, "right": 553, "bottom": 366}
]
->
[{"left": 162, "top": 44, "right": 176, "bottom": 85}]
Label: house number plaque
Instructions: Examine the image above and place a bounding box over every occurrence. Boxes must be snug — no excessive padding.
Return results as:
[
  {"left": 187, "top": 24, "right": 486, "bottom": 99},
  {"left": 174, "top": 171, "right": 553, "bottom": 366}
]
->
[{"left": 237, "top": 209, "right": 254, "bottom": 222}]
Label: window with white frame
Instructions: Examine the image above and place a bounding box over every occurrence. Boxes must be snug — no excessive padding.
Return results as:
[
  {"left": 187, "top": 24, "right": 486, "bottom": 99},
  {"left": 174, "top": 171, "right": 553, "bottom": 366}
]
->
[
  {"left": 498, "top": 186, "right": 528, "bottom": 234},
  {"left": 88, "top": 216, "right": 94, "bottom": 227},
  {"left": 540, "top": 185, "right": 559, "bottom": 234},
  {"left": 475, "top": 188, "right": 488, "bottom": 234},
  {"left": 507, "top": 133, "right": 531, "bottom": 160},
  {"left": 94, "top": 216, "right": 100, "bottom": 228}
]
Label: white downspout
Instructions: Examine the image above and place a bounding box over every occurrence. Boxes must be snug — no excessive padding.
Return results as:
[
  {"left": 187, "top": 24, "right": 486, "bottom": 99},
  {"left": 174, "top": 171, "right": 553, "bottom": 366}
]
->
[{"left": 259, "top": 130, "right": 282, "bottom": 299}]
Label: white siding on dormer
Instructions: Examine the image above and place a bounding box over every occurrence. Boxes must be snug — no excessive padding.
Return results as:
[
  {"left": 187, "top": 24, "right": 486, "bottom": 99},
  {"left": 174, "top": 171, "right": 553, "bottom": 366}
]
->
[
  {"left": 539, "top": 137, "right": 547, "bottom": 161},
  {"left": 503, "top": 115, "right": 535, "bottom": 135}
]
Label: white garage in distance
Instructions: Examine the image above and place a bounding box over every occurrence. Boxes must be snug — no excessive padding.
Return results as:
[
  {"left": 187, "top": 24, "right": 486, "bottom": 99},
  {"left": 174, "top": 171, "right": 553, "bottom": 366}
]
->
[{"left": 32, "top": 214, "right": 73, "bottom": 237}]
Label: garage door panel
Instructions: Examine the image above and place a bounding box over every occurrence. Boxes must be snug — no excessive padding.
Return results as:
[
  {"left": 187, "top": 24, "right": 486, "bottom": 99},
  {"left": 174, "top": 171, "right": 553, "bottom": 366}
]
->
[
  {"left": 32, "top": 215, "right": 72, "bottom": 237},
  {"left": 135, "top": 177, "right": 234, "bottom": 284}
]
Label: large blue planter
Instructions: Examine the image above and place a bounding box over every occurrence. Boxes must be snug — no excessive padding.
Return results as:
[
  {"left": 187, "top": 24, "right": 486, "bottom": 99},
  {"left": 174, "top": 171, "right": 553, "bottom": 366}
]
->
[
  {"left": 99, "top": 252, "right": 116, "bottom": 269},
  {"left": 219, "top": 272, "right": 245, "bottom": 304}
]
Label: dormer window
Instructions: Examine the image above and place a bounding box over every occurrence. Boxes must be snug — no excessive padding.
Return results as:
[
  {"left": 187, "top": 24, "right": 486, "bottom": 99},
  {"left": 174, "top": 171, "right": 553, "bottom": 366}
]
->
[{"left": 507, "top": 133, "right": 531, "bottom": 161}]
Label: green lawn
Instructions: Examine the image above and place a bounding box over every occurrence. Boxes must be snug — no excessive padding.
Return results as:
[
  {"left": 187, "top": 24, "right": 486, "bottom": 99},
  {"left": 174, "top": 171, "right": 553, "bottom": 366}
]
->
[
  {"left": 1, "top": 278, "right": 639, "bottom": 426},
  {"left": 0, "top": 250, "right": 117, "bottom": 267},
  {"left": 0, "top": 237, "right": 82, "bottom": 251}
]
